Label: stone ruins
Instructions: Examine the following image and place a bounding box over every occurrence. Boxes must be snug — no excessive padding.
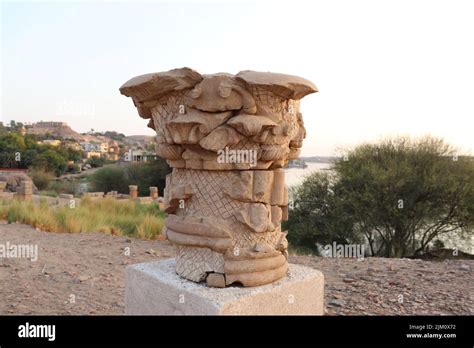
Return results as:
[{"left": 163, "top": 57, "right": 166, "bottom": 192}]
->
[
  {"left": 120, "top": 67, "right": 317, "bottom": 287},
  {"left": 17, "top": 181, "right": 33, "bottom": 201}
]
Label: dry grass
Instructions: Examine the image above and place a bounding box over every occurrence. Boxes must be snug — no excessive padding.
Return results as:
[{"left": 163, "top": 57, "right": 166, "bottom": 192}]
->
[{"left": 0, "top": 197, "right": 166, "bottom": 239}]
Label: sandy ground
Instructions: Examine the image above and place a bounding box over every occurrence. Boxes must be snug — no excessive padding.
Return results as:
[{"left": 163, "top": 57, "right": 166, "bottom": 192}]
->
[{"left": 0, "top": 221, "right": 472, "bottom": 315}]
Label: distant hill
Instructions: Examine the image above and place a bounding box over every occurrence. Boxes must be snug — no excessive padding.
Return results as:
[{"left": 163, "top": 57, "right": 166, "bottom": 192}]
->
[
  {"left": 23, "top": 120, "right": 156, "bottom": 148},
  {"left": 26, "top": 121, "right": 84, "bottom": 141},
  {"left": 126, "top": 135, "right": 155, "bottom": 142},
  {"left": 124, "top": 135, "right": 156, "bottom": 148}
]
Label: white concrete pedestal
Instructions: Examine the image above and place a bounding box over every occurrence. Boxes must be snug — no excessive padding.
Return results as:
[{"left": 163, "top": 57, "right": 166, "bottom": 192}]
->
[{"left": 125, "top": 258, "right": 324, "bottom": 315}]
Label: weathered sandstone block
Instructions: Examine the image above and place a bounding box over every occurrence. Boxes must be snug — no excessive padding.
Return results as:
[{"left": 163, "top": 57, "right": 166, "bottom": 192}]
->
[
  {"left": 129, "top": 185, "right": 138, "bottom": 200},
  {"left": 125, "top": 259, "right": 324, "bottom": 315},
  {"left": 149, "top": 186, "right": 159, "bottom": 199},
  {"left": 121, "top": 68, "right": 317, "bottom": 287}
]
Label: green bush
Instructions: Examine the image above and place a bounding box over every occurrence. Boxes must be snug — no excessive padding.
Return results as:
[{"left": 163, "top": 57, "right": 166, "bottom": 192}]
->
[
  {"left": 89, "top": 159, "right": 171, "bottom": 195},
  {"left": 285, "top": 136, "right": 474, "bottom": 258},
  {"left": 47, "top": 180, "right": 76, "bottom": 195},
  {"left": 86, "top": 156, "right": 106, "bottom": 168},
  {"left": 89, "top": 166, "right": 129, "bottom": 193},
  {"left": 0, "top": 128, "right": 84, "bottom": 173},
  {"left": 124, "top": 160, "right": 170, "bottom": 196},
  {"left": 33, "top": 150, "right": 67, "bottom": 176},
  {"left": 39, "top": 190, "right": 59, "bottom": 198},
  {"left": 31, "top": 170, "right": 53, "bottom": 190}
]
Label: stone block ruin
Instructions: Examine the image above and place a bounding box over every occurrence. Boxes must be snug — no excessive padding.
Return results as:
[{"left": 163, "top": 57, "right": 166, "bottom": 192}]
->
[
  {"left": 17, "top": 181, "right": 33, "bottom": 201},
  {"left": 120, "top": 67, "right": 317, "bottom": 287}
]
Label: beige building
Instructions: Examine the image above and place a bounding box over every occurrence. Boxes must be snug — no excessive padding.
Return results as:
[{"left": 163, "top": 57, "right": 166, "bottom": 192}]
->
[
  {"left": 125, "top": 149, "right": 157, "bottom": 163},
  {"left": 85, "top": 151, "right": 102, "bottom": 159},
  {"left": 38, "top": 139, "right": 61, "bottom": 147}
]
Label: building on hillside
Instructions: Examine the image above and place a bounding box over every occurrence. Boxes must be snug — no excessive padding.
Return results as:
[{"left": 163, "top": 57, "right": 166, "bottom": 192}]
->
[
  {"left": 85, "top": 151, "right": 102, "bottom": 159},
  {"left": 27, "top": 122, "right": 67, "bottom": 135},
  {"left": 63, "top": 141, "right": 83, "bottom": 151},
  {"left": 31, "top": 121, "right": 67, "bottom": 128},
  {"left": 38, "top": 139, "right": 61, "bottom": 147},
  {"left": 81, "top": 142, "right": 101, "bottom": 152},
  {"left": 107, "top": 142, "right": 121, "bottom": 161},
  {"left": 124, "top": 149, "right": 157, "bottom": 163},
  {"left": 99, "top": 142, "right": 108, "bottom": 153}
]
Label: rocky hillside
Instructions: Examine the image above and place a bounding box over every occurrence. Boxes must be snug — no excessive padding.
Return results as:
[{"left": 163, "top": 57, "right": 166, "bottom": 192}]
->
[{"left": 26, "top": 122, "right": 84, "bottom": 141}]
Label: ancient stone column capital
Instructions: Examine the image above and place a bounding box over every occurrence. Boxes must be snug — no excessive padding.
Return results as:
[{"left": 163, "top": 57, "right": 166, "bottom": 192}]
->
[{"left": 121, "top": 67, "right": 317, "bottom": 287}]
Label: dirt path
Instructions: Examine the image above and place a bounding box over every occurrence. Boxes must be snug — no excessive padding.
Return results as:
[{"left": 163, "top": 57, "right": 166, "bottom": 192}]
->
[{"left": 0, "top": 221, "right": 472, "bottom": 315}]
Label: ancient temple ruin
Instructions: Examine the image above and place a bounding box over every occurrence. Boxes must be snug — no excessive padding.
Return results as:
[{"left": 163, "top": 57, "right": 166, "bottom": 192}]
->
[{"left": 120, "top": 68, "right": 317, "bottom": 287}]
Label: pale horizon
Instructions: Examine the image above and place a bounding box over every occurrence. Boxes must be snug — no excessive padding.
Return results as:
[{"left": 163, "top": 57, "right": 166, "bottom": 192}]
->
[{"left": 2, "top": 0, "right": 474, "bottom": 156}]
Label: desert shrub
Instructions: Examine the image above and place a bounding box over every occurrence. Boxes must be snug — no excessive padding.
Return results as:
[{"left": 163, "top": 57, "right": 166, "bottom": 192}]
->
[
  {"left": 124, "top": 160, "right": 170, "bottom": 196},
  {"left": 285, "top": 136, "right": 474, "bottom": 258},
  {"left": 39, "top": 190, "right": 59, "bottom": 198},
  {"left": 90, "top": 159, "right": 171, "bottom": 196},
  {"left": 89, "top": 166, "right": 129, "bottom": 193},
  {"left": 86, "top": 156, "right": 106, "bottom": 168},
  {"left": 31, "top": 170, "right": 53, "bottom": 190},
  {"left": 47, "top": 180, "right": 76, "bottom": 195}
]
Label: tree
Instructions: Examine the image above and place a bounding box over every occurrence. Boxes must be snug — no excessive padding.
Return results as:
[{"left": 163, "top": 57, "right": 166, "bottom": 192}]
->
[
  {"left": 284, "top": 172, "right": 358, "bottom": 254},
  {"left": 0, "top": 132, "right": 26, "bottom": 167},
  {"left": 90, "top": 166, "right": 129, "bottom": 193},
  {"left": 86, "top": 156, "right": 106, "bottom": 168},
  {"left": 124, "top": 159, "right": 171, "bottom": 196},
  {"left": 58, "top": 145, "right": 83, "bottom": 162},
  {"left": 33, "top": 150, "right": 67, "bottom": 176},
  {"left": 89, "top": 159, "right": 171, "bottom": 196},
  {"left": 285, "top": 136, "right": 474, "bottom": 257}
]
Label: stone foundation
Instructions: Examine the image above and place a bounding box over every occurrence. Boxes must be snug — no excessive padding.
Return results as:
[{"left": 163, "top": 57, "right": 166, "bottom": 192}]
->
[{"left": 125, "top": 258, "right": 324, "bottom": 315}]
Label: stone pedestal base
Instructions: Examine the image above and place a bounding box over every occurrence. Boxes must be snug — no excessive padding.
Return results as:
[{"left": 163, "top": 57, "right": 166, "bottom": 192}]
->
[{"left": 125, "top": 258, "right": 324, "bottom": 315}]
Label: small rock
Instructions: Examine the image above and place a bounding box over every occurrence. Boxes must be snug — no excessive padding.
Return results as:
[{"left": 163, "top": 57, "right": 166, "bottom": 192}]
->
[
  {"left": 328, "top": 299, "right": 346, "bottom": 307},
  {"left": 343, "top": 278, "right": 356, "bottom": 283},
  {"left": 206, "top": 273, "right": 226, "bottom": 288},
  {"left": 78, "top": 275, "right": 90, "bottom": 282},
  {"left": 459, "top": 264, "right": 470, "bottom": 271}
]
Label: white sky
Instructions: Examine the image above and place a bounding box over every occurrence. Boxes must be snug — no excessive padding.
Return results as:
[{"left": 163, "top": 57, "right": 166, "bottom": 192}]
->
[{"left": 1, "top": 0, "right": 473, "bottom": 156}]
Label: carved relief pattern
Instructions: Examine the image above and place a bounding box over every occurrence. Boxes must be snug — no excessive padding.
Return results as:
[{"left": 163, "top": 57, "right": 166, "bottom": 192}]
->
[{"left": 120, "top": 67, "right": 317, "bottom": 287}]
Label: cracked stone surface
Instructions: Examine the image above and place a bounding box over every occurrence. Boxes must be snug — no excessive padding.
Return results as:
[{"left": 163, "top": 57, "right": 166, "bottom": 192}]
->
[{"left": 120, "top": 68, "right": 317, "bottom": 287}]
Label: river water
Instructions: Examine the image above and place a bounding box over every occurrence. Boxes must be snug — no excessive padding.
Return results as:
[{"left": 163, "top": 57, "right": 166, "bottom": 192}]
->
[{"left": 284, "top": 162, "right": 333, "bottom": 188}]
